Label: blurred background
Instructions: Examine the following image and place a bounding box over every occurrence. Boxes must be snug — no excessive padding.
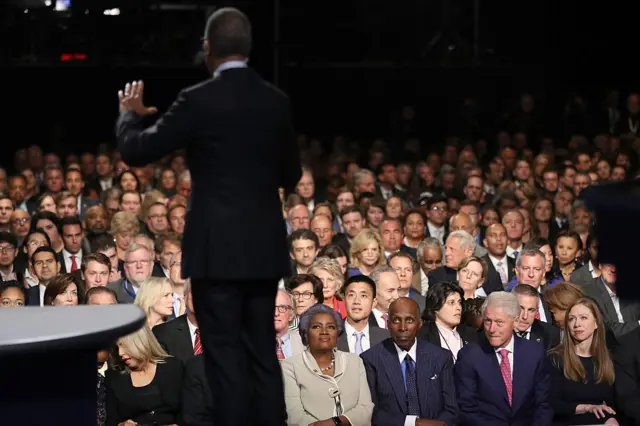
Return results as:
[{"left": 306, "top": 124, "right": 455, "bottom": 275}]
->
[{"left": 3, "top": 0, "right": 640, "bottom": 158}]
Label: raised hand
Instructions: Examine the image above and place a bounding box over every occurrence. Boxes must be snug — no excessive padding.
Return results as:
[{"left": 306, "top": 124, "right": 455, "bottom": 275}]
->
[{"left": 118, "top": 80, "right": 158, "bottom": 117}]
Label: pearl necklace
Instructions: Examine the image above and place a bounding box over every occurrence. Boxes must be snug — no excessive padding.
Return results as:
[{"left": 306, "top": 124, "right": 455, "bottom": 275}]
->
[{"left": 319, "top": 354, "right": 335, "bottom": 373}]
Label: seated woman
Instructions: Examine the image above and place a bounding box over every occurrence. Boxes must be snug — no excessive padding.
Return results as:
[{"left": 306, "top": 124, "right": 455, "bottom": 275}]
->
[
  {"left": 419, "top": 281, "right": 478, "bottom": 362},
  {"left": 43, "top": 273, "right": 81, "bottom": 306},
  {"left": 134, "top": 277, "right": 175, "bottom": 328},
  {"left": 309, "top": 257, "right": 347, "bottom": 319},
  {"left": 318, "top": 244, "right": 348, "bottom": 277},
  {"left": 347, "top": 229, "right": 385, "bottom": 278},
  {"left": 106, "top": 325, "right": 183, "bottom": 426},
  {"left": 549, "top": 298, "right": 619, "bottom": 425},
  {"left": 543, "top": 281, "right": 585, "bottom": 330},
  {"left": 0, "top": 280, "right": 27, "bottom": 307},
  {"left": 285, "top": 274, "right": 325, "bottom": 331},
  {"left": 456, "top": 256, "right": 488, "bottom": 300},
  {"left": 282, "top": 304, "right": 373, "bottom": 426}
]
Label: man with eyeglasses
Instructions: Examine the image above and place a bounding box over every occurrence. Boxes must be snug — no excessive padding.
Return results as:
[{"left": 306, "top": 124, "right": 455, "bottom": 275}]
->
[
  {"left": 274, "top": 289, "right": 303, "bottom": 360},
  {"left": 145, "top": 202, "right": 169, "bottom": 238},
  {"left": 0, "top": 232, "right": 20, "bottom": 284},
  {"left": 27, "top": 246, "right": 61, "bottom": 306},
  {"left": 106, "top": 243, "right": 153, "bottom": 303},
  {"left": 425, "top": 195, "right": 449, "bottom": 245},
  {"left": 9, "top": 210, "right": 30, "bottom": 245}
]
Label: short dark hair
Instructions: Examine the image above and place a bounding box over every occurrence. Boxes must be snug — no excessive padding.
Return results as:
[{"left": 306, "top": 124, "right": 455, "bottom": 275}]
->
[
  {"left": 204, "top": 7, "right": 252, "bottom": 58},
  {"left": 288, "top": 229, "right": 318, "bottom": 251},
  {"left": 318, "top": 244, "right": 348, "bottom": 264},
  {"left": 513, "top": 284, "right": 539, "bottom": 298},
  {"left": 342, "top": 275, "right": 376, "bottom": 298},
  {"left": 91, "top": 233, "right": 116, "bottom": 252},
  {"left": 339, "top": 204, "right": 363, "bottom": 220},
  {"left": 285, "top": 274, "right": 324, "bottom": 305},
  {"left": 154, "top": 232, "right": 182, "bottom": 254},
  {"left": 423, "top": 281, "right": 464, "bottom": 322},
  {"left": 31, "top": 246, "right": 58, "bottom": 265},
  {"left": 43, "top": 273, "right": 81, "bottom": 306},
  {"left": 85, "top": 286, "right": 118, "bottom": 304},
  {"left": 30, "top": 211, "right": 60, "bottom": 233},
  {"left": 81, "top": 252, "right": 111, "bottom": 272},
  {"left": 524, "top": 237, "right": 550, "bottom": 252},
  {"left": 0, "top": 232, "right": 18, "bottom": 248},
  {"left": 60, "top": 216, "right": 83, "bottom": 232},
  {"left": 0, "top": 280, "right": 28, "bottom": 305},
  {"left": 22, "top": 229, "right": 51, "bottom": 253}
]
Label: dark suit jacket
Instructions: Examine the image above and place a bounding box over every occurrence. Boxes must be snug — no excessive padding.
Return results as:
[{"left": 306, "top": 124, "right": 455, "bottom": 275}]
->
[
  {"left": 182, "top": 354, "right": 213, "bottom": 426},
  {"left": 361, "top": 338, "right": 458, "bottom": 426},
  {"left": 337, "top": 323, "right": 389, "bottom": 353},
  {"left": 583, "top": 277, "right": 640, "bottom": 338},
  {"left": 409, "top": 289, "right": 426, "bottom": 314},
  {"left": 368, "top": 311, "right": 381, "bottom": 329},
  {"left": 78, "top": 195, "right": 98, "bottom": 220},
  {"left": 614, "top": 327, "right": 640, "bottom": 426},
  {"left": 153, "top": 315, "right": 195, "bottom": 364},
  {"left": 106, "top": 279, "right": 135, "bottom": 304},
  {"left": 454, "top": 337, "right": 553, "bottom": 426},
  {"left": 482, "top": 255, "right": 515, "bottom": 294},
  {"left": 27, "top": 285, "right": 41, "bottom": 306},
  {"left": 117, "top": 67, "right": 301, "bottom": 280},
  {"left": 418, "top": 321, "right": 478, "bottom": 355},
  {"left": 151, "top": 261, "right": 167, "bottom": 278},
  {"left": 427, "top": 266, "right": 457, "bottom": 286},
  {"left": 523, "top": 319, "right": 561, "bottom": 351},
  {"left": 569, "top": 263, "right": 594, "bottom": 288}
]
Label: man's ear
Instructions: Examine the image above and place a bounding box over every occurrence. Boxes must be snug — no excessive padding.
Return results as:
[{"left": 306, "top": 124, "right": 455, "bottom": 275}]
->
[{"left": 202, "top": 39, "right": 210, "bottom": 58}]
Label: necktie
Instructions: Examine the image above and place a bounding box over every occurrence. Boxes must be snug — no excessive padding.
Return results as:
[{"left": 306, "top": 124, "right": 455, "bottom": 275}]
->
[
  {"left": 516, "top": 330, "right": 529, "bottom": 339},
  {"left": 404, "top": 354, "right": 420, "bottom": 416},
  {"left": 354, "top": 332, "right": 364, "bottom": 355},
  {"left": 276, "top": 338, "right": 285, "bottom": 360},
  {"left": 381, "top": 313, "right": 389, "bottom": 329},
  {"left": 498, "top": 349, "right": 512, "bottom": 406},
  {"left": 512, "top": 251, "right": 519, "bottom": 260},
  {"left": 535, "top": 310, "right": 541, "bottom": 320},
  {"left": 194, "top": 328, "right": 203, "bottom": 355},
  {"left": 70, "top": 255, "right": 78, "bottom": 272},
  {"left": 496, "top": 261, "right": 507, "bottom": 284}
]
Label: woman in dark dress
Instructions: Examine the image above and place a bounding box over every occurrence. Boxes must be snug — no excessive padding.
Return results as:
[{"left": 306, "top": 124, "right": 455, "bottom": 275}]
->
[
  {"left": 549, "top": 297, "right": 619, "bottom": 425},
  {"left": 419, "top": 281, "right": 478, "bottom": 363},
  {"left": 106, "top": 325, "right": 183, "bottom": 426}
]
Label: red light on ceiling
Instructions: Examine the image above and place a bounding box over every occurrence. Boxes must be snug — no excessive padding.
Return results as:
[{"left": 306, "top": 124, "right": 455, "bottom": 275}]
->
[{"left": 60, "top": 53, "right": 87, "bottom": 61}]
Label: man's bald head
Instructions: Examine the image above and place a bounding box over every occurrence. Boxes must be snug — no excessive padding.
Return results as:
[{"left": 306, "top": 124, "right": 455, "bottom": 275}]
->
[
  {"left": 389, "top": 297, "right": 420, "bottom": 318},
  {"left": 388, "top": 297, "right": 422, "bottom": 351},
  {"left": 449, "top": 212, "right": 473, "bottom": 234}
]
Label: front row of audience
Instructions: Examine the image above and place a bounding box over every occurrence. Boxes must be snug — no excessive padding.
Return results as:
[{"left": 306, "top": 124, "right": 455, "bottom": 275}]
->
[{"left": 1, "top": 273, "right": 637, "bottom": 426}]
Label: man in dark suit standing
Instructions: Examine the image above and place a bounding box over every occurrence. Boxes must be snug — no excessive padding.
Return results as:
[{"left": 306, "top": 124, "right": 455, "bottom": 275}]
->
[
  {"left": 361, "top": 297, "right": 458, "bottom": 426},
  {"left": 116, "top": 8, "right": 301, "bottom": 426},
  {"left": 454, "top": 292, "right": 552, "bottom": 426},
  {"left": 337, "top": 275, "right": 389, "bottom": 353}
]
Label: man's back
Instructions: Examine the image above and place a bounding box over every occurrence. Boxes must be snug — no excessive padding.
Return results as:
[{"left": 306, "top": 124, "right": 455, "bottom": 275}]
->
[{"left": 117, "top": 67, "right": 301, "bottom": 280}]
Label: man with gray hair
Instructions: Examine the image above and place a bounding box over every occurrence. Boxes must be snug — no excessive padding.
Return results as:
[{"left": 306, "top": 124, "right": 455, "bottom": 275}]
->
[
  {"left": 353, "top": 169, "right": 376, "bottom": 196},
  {"left": 116, "top": 6, "right": 300, "bottom": 425},
  {"left": 369, "top": 264, "right": 400, "bottom": 329},
  {"left": 274, "top": 289, "right": 304, "bottom": 360},
  {"left": 107, "top": 243, "right": 153, "bottom": 303},
  {"left": 416, "top": 237, "right": 443, "bottom": 295},
  {"left": 508, "top": 247, "right": 552, "bottom": 323},
  {"left": 454, "top": 291, "right": 553, "bottom": 426},
  {"left": 428, "top": 230, "right": 475, "bottom": 286}
]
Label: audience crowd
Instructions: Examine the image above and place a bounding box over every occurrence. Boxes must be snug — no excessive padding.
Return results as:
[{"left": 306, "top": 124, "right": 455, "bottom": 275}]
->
[{"left": 3, "top": 90, "right": 640, "bottom": 426}]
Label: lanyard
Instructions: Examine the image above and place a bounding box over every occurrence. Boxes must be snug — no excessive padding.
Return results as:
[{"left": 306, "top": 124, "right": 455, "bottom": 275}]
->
[{"left": 123, "top": 280, "right": 136, "bottom": 300}]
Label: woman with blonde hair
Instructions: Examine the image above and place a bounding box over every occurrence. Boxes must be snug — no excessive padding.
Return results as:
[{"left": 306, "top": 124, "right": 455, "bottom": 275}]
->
[
  {"left": 347, "top": 228, "right": 385, "bottom": 277},
  {"left": 105, "top": 325, "right": 183, "bottom": 426},
  {"left": 456, "top": 256, "right": 488, "bottom": 299},
  {"left": 134, "top": 277, "right": 174, "bottom": 328},
  {"left": 549, "top": 298, "right": 619, "bottom": 425},
  {"left": 309, "top": 257, "right": 346, "bottom": 319},
  {"left": 110, "top": 211, "right": 141, "bottom": 262}
]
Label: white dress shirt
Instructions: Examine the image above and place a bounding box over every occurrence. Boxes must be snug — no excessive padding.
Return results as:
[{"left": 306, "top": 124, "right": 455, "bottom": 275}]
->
[
  {"left": 186, "top": 316, "right": 197, "bottom": 348},
  {"left": 344, "top": 321, "right": 371, "bottom": 354},
  {"left": 24, "top": 268, "right": 38, "bottom": 288},
  {"left": 506, "top": 244, "right": 523, "bottom": 259},
  {"left": 488, "top": 254, "right": 509, "bottom": 285},
  {"left": 427, "top": 222, "right": 445, "bottom": 244},
  {"left": 420, "top": 269, "right": 429, "bottom": 296},
  {"left": 494, "top": 336, "right": 515, "bottom": 377},
  {"left": 436, "top": 323, "right": 462, "bottom": 361},
  {"left": 536, "top": 289, "right": 548, "bottom": 323},
  {"left": 39, "top": 284, "right": 47, "bottom": 306},
  {"left": 602, "top": 281, "right": 625, "bottom": 323},
  {"left": 588, "top": 261, "right": 599, "bottom": 279},
  {"left": 61, "top": 249, "right": 83, "bottom": 273},
  {"left": 371, "top": 308, "right": 388, "bottom": 329},
  {"left": 394, "top": 340, "right": 419, "bottom": 426}
]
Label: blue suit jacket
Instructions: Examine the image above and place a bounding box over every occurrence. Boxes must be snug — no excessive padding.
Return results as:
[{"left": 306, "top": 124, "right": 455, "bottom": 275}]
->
[
  {"left": 454, "top": 336, "right": 552, "bottom": 426},
  {"left": 361, "top": 338, "right": 458, "bottom": 426}
]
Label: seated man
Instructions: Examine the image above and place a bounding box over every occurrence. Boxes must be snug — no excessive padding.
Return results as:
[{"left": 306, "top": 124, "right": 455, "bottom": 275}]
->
[
  {"left": 454, "top": 292, "right": 552, "bottom": 426},
  {"left": 512, "top": 284, "right": 561, "bottom": 350},
  {"left": 361, "top": 297, "right": 458, "bottom": 426}
]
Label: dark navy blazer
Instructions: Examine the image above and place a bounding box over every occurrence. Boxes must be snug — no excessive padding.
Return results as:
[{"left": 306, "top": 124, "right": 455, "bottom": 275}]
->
[
  {"left": 361, "top": 338, "right": 458, "bottom": 426},
  {"left": 454, "top": 336, "right": 553, "bottom": 426}
]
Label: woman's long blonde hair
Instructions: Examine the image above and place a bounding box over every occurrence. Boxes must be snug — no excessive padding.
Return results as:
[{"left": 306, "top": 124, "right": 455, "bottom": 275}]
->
[
  {"left": 549, "top": 298, "right": 614, "bottom": 385},
  {"left": 134, "top": 277, "right": 174, "bottom": 321},
  {"left": 117, "top": 324, "right": 169, "bottom": 371},
  {"left": 349, "top": 228, "right": 385, "bottom": 269}
]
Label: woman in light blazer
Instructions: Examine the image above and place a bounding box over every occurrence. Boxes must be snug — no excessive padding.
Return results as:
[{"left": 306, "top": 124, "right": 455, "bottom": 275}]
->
[{"left": 281, "top": 304, "right": 373, "bottom": 426}]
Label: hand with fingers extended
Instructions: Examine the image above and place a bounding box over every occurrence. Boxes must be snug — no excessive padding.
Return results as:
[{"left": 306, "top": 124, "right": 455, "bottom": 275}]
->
[{"left": 118, "top": 80, "right": 158, "bottom": 117}]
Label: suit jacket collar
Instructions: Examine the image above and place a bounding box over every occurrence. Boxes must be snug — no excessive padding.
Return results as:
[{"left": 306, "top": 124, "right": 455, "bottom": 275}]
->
[
  {"left": 301, "top": 348, "right": 346, "bottom": 381},
  {"left": 381, "top": 339, "right": 410, "bottom": 413},
  {"left": 478, "top": 338, "right": 511, "bottom": 409}
]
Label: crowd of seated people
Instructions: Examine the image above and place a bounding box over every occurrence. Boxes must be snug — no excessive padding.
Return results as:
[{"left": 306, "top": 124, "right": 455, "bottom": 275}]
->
[{"left": 2, "top": 90, "right": 640, "bottom": 425}]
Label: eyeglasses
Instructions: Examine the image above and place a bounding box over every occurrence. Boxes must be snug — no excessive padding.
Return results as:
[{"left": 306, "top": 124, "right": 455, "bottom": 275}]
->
[
  {"left": 429, "top": 206, "right": 446, "bottom": 212},
  {"left": 275, "top": 305, "right": 293, "bottom": 313},
  {"left": 0, "top": 246, "right": 15, "bottom": 254},
  {"left": 28, "top": 241, "right": 48, "bottom": 248},
  {"left": 11, "top": 218, "right": 30, "bottom": 225},
  {"left": 291, "top": 291, "right": 313, "bottom": 300}
]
